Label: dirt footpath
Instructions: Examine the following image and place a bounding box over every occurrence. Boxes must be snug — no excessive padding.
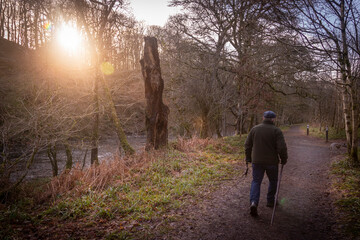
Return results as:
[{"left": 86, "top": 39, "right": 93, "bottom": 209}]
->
[{"left": 163, "top": 125, "right": 342, "bottom": 240}]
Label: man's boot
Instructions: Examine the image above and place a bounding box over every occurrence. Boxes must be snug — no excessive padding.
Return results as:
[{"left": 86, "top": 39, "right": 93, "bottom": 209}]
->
[
  {"left": 266, "top": 201, "right": 278, "bottom": 208},
  {"left": 250, "top": 202, "right": 258, "bottom": 216}
]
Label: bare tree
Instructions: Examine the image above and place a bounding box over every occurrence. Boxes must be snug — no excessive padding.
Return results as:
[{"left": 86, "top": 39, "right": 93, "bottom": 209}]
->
[
  {"left": 140, "top": 37, "right": 169, "bottom": 150},
  {"left": 74, "top": 0, "right": 135, "bottom": 158},
  {"left": 167, "top": 0, "right": 318, "bottom": 136},
  {"left": 277, "top": 0, "right": 359, "bottom": 164}
]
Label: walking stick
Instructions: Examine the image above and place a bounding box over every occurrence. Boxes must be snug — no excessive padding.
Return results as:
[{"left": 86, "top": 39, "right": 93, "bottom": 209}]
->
[{"left": 271, "top": 164, "right": 284, "bottom": 225}]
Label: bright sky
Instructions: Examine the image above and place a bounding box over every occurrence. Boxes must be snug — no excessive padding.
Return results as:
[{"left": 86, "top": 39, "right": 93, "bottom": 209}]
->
[{"left": 130, "top": 0, "right": 180, "bottom": 26}]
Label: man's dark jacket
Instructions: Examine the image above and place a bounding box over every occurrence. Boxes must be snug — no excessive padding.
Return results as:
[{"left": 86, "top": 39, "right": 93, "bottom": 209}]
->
[{"left": 245, "top": 119, "right": 288, "bottom": 165}]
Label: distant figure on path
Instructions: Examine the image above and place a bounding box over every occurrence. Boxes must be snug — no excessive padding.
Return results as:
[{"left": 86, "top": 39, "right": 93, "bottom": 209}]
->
[{"left": 245, "top": 111, "right": 288, "bottom": 217}]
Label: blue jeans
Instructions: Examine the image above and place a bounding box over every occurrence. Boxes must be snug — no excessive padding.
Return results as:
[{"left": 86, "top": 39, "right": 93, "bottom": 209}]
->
[{"left": 250, "top": 164, "right": 278, "bottom": 205}]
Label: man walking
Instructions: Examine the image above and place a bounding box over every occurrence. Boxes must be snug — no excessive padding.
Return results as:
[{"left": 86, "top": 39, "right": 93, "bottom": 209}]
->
[{"left": 245, "top": 111, "right": 288, "bottom": 217}]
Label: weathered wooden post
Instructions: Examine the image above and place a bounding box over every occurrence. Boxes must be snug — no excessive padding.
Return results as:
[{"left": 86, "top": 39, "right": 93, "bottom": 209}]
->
[
  {"left": 326, "top": 126, "right": 329, "bottom": 142},
  {"left": 140, "top": 37, "right": 170, "bottom": 150},
  {"left": 307, "top": 124, "right": 309, "bottom": 136}
]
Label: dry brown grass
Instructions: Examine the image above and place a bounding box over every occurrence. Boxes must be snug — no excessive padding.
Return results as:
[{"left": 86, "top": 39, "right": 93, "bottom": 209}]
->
[
  {"left": 173, "top": 136, "right": 216, "bottom": 152},
  {"left": 37, "top": 137, "right": 222, "bottom": 203},
  {"left": 44, "top": 150, "right": 162, "bottom": 201}
]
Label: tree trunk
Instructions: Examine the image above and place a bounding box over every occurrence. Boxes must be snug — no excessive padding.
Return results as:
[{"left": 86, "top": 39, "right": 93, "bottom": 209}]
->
[
  {"left": 340, "top": 0, "right": 353, "bottom": 156},
  {"left": 200, "top": 109, "right": 209, "bottom": 139},
  {"left": 339, "top": 0, "right": 359, "bottom": 165},
  {"left": 240, "top": 111, "right": 247, "bottom": 135},
  {"left": 65, "top": 142, "right": 73, "bottom": 170},
  {"left": 82, "top": 149, "right": 88, "bottom": 170},
  {"left": 0, "top": 0, "right": 4, "bottom": 38},
  {"left": 239, "top": 112, "right": 244, "bottom": 137},
  {"left": 331, "top": 97, "right": 337, "bottom": 128},
  {"left": 34, "top": 1, "right": 39, "bottom": 49},
  {"left": 90, "top": 77, "right": 100, "bottom": 165},
  {"left": 340, "top": 83, "right": 352, "bottom": 153},
  {"left": 318, "top": 102, "right": 323, "bottom": 132},
  {"left": 350, "top": 85, "right": 359, "bottom": 164},
  {"left": 6, "top": 3, "right": 10, "bottom": 40},
  {"left": 140, "top": 37, "right": 169, "bottom": 150},
  {"left": 99, "top": 74, "right": 135, "bottom": 155},
  {"left": 222, "top": 110, "right": 226, "bottom": 137},
  {"left": 235, "top": 105, "right": 241, "bottom": 135},
  {"left": 248, "top": 114, "right": 254, "bottom": 132},
  {"left": 47, "top": 145, "right": 58, "bottom": 177},
  {"left": 22, "top": 2, "right": 28, "bottom": 47},
  {"left": 235, "top": 116, "right": 240, "bottom": 136},
  {"left": 216, "top": 113, "right": 223, "bottom": 138}
]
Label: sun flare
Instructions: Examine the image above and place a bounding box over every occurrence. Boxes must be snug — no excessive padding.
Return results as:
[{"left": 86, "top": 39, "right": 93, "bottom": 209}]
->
[{"left": 56, "top": 22, "right": 83, "bottom": 56}]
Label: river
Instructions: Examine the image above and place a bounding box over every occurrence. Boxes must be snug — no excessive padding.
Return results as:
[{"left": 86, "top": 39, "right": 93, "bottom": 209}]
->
[{"left": 9, "top": 135, "right": 147, "bottom": 182}]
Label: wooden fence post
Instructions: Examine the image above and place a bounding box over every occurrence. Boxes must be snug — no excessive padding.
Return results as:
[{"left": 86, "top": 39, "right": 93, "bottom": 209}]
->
[
  {"left": 326, "top": 126, "right": 329, "bottom": 142},
  {"left": 307, "top": 124, "right": 309, "bottom": 136}
]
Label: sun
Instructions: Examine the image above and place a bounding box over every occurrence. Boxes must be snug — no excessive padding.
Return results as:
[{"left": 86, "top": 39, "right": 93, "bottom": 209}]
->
[{"left": 56, "top": 22, "right": 83, "bottom": 56}]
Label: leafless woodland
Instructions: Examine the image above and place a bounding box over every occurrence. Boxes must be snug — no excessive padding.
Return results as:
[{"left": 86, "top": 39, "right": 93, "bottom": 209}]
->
[{"left": 0, "top": 0, "right": 359, "bottom": 194}]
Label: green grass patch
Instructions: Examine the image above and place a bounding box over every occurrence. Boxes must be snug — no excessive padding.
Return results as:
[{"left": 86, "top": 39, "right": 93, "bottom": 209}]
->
[
  {"left": 279, "top": 125, "right": 290, "bottom": 131},
  {"left": 0, "top": 135, "right": 246, "bottom": 239},
  {"left": 301, "top": 124, "right": 353, "bottom": 140},
  {"left": 331, "top": 158, "right": 360, "bottom": 237}
]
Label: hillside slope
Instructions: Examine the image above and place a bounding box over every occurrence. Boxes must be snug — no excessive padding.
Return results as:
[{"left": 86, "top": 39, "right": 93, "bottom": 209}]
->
[{"left": 0, "top": 37, "right": 32, "bottom": 77}]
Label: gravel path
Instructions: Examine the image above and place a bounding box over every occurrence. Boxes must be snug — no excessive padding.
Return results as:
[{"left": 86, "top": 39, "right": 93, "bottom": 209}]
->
[{"left": 164, "top": 125, "right": 341, "bottom": 240}]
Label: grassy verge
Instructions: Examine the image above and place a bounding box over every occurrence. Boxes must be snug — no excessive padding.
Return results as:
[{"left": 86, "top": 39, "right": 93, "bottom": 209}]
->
[
  {"left": 279, "top": 124, "right": 290, "bottom": 132},
  {"left": 331, "top": 157, "right": 360, "bottom": 237},
  {"left": 300, "top": 124, "right": 347, "bottom": 140},
  {"left": 0, "top": 135, "right": 245, "bottom": 239}
]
